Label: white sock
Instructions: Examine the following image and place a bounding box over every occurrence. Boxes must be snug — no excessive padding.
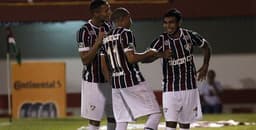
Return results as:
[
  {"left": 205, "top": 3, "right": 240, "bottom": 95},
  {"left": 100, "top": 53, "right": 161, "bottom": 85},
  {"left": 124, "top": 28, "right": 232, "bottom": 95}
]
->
[
  {"left": 107, "top": 122, "right": 116, "bottom": 130},
  {"left": 166, "top": 127, "right": 176, "bottom": 130},
  {"left": 145, "top": 113, "right": 161, "bottom": 130},
  {"left": 115, "top": 122, "right": 128, "bottom": 130},
  {"left": 180, "top": 128, "right": 189, "bottom": 130},
  {"left": 88, "top": 124, "right": 99, "bottom": 130}
]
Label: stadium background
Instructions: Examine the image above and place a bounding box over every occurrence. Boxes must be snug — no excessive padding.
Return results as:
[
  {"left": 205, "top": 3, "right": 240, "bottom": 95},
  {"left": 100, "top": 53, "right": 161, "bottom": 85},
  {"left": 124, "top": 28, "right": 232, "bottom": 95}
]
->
[{"left": 0, "top": 0, "right": 255, "bottom": 120}]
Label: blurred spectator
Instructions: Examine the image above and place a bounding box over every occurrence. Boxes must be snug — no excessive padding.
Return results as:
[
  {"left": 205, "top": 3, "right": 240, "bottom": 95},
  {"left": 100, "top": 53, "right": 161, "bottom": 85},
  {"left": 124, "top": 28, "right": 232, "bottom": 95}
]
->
[{"left": 199, "top": 70, "right": 223, "bottom": 114}]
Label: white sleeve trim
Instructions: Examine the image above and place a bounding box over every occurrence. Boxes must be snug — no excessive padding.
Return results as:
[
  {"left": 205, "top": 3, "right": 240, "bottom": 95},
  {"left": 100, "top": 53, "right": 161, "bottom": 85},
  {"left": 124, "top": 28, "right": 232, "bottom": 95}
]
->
[
  {"left": 124, "top": 48, "right": 134, "bottom": 52},
  {"left": 8, "top": 37, "right": 16, "bottom": 44},
  {"left": 199, "top": 39, "right": 206, "bottom": 48},
  {"left": 78, "top": 47, "right": 90, "bottom": 52},
  {"left": 149, "top": 48, "right": 158, "bottom": 52}
]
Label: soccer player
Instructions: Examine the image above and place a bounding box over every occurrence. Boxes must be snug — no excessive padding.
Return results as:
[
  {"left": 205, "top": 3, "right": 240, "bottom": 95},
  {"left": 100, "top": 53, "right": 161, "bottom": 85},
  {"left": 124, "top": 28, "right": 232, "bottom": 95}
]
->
[
  {"left": 100, "top": 8, "right": 170, "bottom": 130},
  {"left": 76, "top": 0, "right": 115, "bottom": 130},
  {"left": 149, "top": 9, "right": 211, "bottom": 130}
]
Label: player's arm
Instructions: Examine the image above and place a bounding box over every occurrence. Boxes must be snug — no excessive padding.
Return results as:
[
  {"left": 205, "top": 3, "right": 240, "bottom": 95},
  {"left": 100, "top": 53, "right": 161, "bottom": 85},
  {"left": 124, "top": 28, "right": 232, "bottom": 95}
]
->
[
  {"left": 141, "top": 36, "right": 172, "bottom": 63},
  {"left": 141, "top": 49, "right": 172, "bottom": 63},
  {"left": 79, "top": 28, "right": 105, "bottom": 65},
  {"left": 191, "top": 31, "right": 211, "bottom": 81},
  {"left": 140, "top": 50, "right": 160, "bottom": 63},
  {"left": 125, "top": 49, "right": 157, "bottom": 64},
  {"left": 197, "top": 41, "right": 211, "bottom": 81},
  {"left": 100, "top": 54, "right": 111, "bottom": 81}
]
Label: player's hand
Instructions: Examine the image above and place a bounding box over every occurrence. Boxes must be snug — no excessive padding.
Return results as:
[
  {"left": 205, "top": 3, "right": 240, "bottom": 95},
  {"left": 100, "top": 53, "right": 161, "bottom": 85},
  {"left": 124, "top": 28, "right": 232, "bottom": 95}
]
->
[
  {"left": 95, "top": 27, "right": 106, "bottom": 46},
  {"left": 162, "top": 49, "right": 172, "bottom": 59},
  {"left": 196, "top": 64, "right": 208, "bottom": 81}
]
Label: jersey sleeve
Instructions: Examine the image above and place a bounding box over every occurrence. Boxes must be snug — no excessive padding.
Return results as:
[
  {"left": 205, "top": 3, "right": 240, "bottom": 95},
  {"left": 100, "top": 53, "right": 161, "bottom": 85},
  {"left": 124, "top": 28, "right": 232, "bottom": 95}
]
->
[
  {"left": 150, "top": 35, "right": 164, "bottom": 52},
  {"left": 121, "top": 30, "right": 136, "bottom": 52},
  {"left": 189, "top": 31, "right": 207, "bottom": 48},
  {"left": 76, "top": 27, "right": 90, "bottom": 52}
]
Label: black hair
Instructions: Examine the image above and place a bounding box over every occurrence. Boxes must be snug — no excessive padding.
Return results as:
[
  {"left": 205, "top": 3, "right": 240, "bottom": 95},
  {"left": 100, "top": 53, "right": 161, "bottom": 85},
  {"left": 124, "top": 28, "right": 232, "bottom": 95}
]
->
[
  {"left": 163, "top": 9, "right": 182, "bottom": 22},
  {"left": 110, "top": 7, "right": 130, "bottom": 22},
  {"left": 89, "top": 0, "right": 107, "bottom": 11}
]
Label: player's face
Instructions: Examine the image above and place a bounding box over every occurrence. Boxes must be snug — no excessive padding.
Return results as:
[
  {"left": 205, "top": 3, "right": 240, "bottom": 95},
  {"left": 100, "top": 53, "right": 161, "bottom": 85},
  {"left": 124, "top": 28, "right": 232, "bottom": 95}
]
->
[
  {"left": 163, "top": 16, "right": 180, "bottom": 34},
  {"left": 96, "top": 2, "right": 111, "bottom": 22}
]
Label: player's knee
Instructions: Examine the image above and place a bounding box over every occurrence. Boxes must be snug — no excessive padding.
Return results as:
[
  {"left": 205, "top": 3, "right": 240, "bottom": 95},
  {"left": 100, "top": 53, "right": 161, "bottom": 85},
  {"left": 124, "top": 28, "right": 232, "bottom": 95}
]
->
[
  {"left": 149, "top": 112, "right": 161, "bottom": 119},
  {"left": 107, "top": 117, "right": 116, "bottom": 123},
  {"left": 89, "top": 120, "right": 100, "bottom": 126},
  {"left": 179, "top": 123, "right": 190, "bottom": 129},
  {"left": 166, "top": 121, "right": 177, "bottom": 128},
  {"left": 144, "top": 113, "right": 162, "bottom": 130}
]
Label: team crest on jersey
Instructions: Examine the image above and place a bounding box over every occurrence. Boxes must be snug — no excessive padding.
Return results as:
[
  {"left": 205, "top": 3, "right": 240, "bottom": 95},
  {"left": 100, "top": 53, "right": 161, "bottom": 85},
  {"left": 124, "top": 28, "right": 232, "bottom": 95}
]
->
[
  {"left": 164, "top": 40, "right": 169, "bottom": 46},
  {"left": 184, "top": 35, "right": 190, "bottom": 41},
  {"left": 193, "top": 107, "right": 198, "bottom": 117},
  {"left": 163, "top": 108, "right": 168, "bottom": 113},
  {"left": 184, "top": 43, "right": 192, "bottom": 51},
  {"left": 78, "top": 42, "right": 85, "bottom": 48},
  {"left": 90, "top": 105, "right": 96, "bottom": 111}
]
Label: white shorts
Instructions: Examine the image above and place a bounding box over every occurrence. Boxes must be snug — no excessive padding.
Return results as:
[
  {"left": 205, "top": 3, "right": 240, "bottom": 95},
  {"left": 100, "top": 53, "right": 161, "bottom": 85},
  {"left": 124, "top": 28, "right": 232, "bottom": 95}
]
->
[
  {"left": 81, "top": 81, "right": 114, "bottom": 121},
  {"left": 163, "top": 88, "right": 202, "bottom": 124},
  {"left": 112, "top": 82, "right": 161, "bottom": 123}
]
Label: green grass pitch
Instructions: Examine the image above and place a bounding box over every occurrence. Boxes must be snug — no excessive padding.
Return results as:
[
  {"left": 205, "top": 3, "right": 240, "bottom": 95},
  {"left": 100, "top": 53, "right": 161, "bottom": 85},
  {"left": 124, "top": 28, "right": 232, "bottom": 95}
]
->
[{"left": 0, "top": 114, "right": 255, "bottom": 130}]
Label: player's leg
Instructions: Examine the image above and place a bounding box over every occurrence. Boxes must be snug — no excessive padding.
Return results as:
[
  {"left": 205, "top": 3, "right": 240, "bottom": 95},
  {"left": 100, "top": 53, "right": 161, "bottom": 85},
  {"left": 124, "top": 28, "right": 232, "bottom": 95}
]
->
[
  {"left": 178, "top": 89, "right": 203, "bottom": 130},
  {"left": 144, "top": 112, "right": 162, "bottom": 130},
  {"left": 166, "top": 121, "right": 177, "bottom": 130},
  {"left": 81, "top": 81, "right": 106, "bottom": 130},
  {"left": 120, "top": 82, "right": 161, "bottom": 130},
  {"left": 112, "top": 88, "right": 134, "bottom": 130},
  {"left": 115, "top": 122, "right": 128, "bottom": 130},
  {"left": 88, "top": 120, "right": 100, "bottom": 130},
  {"left": 106, "top": 117, "right": 116, "bottom": 130},
  {"left": 179, "top": 123, "right": 190, "bottom": 130},
  {"left": 99, "top": 83, "right": 116, "bottom": 130},
  {"left": 163, "top": 91, "right": 182, "bottom": 130}
]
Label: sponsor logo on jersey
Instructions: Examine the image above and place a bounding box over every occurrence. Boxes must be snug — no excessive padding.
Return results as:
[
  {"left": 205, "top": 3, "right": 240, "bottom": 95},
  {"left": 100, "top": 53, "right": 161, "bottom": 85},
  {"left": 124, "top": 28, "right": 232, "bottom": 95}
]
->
[{"left": 103, "top": 34, "right": 120, "bottom": 43}]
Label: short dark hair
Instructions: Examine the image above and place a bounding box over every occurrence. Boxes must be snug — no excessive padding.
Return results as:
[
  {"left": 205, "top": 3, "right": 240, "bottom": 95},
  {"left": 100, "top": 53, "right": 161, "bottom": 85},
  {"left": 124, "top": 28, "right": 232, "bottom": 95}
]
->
[
  {"left": 90, "top": 0, "right": 107, "bottom": 11},
  {"left": 110, "top": 7, "right": 130, "bottom": 22},
  {"left": 163, "top": 9, "right": 182, "bottom": 22}
]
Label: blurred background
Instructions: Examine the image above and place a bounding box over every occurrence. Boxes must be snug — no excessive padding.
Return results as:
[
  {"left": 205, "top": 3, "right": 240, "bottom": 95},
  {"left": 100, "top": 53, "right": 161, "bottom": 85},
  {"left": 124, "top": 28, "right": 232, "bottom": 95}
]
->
[{"left": 0, "top": 0, "right": 255, "bottom": 118}]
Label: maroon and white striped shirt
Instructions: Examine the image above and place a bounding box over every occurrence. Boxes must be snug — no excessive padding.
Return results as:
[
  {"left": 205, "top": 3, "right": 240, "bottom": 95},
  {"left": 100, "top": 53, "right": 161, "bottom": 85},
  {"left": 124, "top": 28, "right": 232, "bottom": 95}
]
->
[
  {"left": 101, "top": 27, "right": 145, "bottom": 89},
  {"left": 150, "top": 28, "right": 207, "bottom": 92},
  {"left": 76, "top": 20, "right": 111, "bottom": 83}
]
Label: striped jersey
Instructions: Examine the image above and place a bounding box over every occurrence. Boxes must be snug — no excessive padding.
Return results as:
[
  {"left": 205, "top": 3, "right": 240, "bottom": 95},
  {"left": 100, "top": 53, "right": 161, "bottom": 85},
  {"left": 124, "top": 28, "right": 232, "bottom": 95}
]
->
[
  {"left": 76, "top": 20, "right": 111, "bottom": 83},
  {"left": 150, "top": 28, "right": 207, "bottom": 92},
  {"left": 101, "top": 27, "right": 145, "bottom": 89}
]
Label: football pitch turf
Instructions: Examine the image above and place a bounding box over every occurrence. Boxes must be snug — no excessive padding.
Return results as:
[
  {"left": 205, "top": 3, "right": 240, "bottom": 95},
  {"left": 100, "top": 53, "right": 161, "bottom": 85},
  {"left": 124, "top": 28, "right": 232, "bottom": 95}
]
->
[{"left": 0, "top": 114, "right": 255, "bottom": 130}]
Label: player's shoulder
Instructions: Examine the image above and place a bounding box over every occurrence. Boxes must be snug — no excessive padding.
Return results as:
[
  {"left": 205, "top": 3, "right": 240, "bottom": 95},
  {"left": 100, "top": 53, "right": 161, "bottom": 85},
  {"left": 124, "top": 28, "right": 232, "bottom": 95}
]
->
[
  {"left": 182, "top": 28, "right": 200, "bottom": 36},
  {"left": 156, "top": 32, "right": 169, "bottom": 40},
  {"left": 78, "top": 23, "right": 90, "bottom": 32},
  {"left": 123, "top": 28, "right": 133, "bottom": 33},
  {"left": 118, "top": 28, "right": 133, "bottom": 36}
]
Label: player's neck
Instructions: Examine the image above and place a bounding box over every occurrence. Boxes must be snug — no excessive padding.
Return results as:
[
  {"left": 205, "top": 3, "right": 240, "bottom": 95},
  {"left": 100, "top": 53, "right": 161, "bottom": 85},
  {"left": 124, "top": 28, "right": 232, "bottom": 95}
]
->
[
  {"left": 169, "top": 28, "right": 180, "bottom": 38},
  {"left": 91, "top": 18, "right": 104, "bottom": 27}
]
